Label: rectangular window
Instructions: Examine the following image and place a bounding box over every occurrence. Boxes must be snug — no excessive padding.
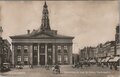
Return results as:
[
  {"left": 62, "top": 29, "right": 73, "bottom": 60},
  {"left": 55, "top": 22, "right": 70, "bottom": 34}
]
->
[
  {"left": 24, "top": 46, "right": 28, "bottom": 49},
  {"left": 24, "top": 56, "right": 28, "bottom": 61},
  {"left": 64, "top": 46, "right": 68, "bottom": 50},
  {"left": 24, "top": 46, "right": 28, "bottom": 53},
  {"left": 57, "top": 46, "right": 61, "bottom": 53},
  {"left": 17, "top": 46, "right": 21, "bottom": 54},
  {"left": 34, "top": 46, "right": 38, "bottom": 50},
  {"left": 34, "top": 46, "right": 38, "bottom": 52},
  {"left": 64, "top": 55, "right": 68, "bottom": 63},
  {"left": 57, "top": 46, "right": 61, "bottom": 50},
  {"left": 48, "top": 48, "right": 52, "bottom": 52},
  {"left": 64, "top": 50, "right": 68, "bottom": 53},
  {"left": 58, "top": 55, "right": 62, "bottom": 63},
  {"left": 40, "top": 44, "right": 45, "bottom": 53},
  {"left": 17, "top": 46, "right": 21, "bottom": 49},
  {"left": 64, "top": 46, "right": 68, "bottom": 53},
  {"left": 17, "top": 56, "right": 21, "bottom": 61},
  {"left": 41, "top": 46, "right": 44, "bottom": 49},
  {"left": 17, "top": 49, "right": 21, "bottom": 54},
  {"left": 24, "top": 56, "right": 28, "bottom": 65},
  {"left": 24, "top": 49, "right": 28, "bottom": 53}
]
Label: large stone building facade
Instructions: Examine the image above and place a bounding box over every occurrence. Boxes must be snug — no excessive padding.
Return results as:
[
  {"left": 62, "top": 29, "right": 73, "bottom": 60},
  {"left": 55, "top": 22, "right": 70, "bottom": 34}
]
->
[{"left": 10, "top": 2, "right": 74, "bottom": 66}]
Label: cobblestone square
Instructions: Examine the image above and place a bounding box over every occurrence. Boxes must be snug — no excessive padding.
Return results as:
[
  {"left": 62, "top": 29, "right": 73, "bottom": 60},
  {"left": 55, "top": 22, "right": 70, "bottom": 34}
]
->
[{"left": 0, "top": 65, "right": 120, "bottom": 77}]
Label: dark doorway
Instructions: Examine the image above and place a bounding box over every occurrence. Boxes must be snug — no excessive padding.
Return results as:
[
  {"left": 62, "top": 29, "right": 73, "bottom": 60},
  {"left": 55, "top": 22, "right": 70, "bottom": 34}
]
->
[
  {"left": 33, "top": 56, "right": 37, "bottom": 65},
  {"left": 47, "top": 55, "right": 52, "bottom": 65},
  {"left": 40, "top": 55, "right": 45, "bottom": 65}
]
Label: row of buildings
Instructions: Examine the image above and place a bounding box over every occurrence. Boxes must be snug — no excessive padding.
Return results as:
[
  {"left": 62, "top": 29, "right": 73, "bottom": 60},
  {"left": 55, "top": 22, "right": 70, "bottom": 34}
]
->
[
  {"left": 79, "top": 41, "right": 115, "bottom": 61},
  {"left": 0, "top": 26, "right": 12, "bottom": 67},
  {"left": 79, "top": 25, "right": 120, "bottom": 64}
]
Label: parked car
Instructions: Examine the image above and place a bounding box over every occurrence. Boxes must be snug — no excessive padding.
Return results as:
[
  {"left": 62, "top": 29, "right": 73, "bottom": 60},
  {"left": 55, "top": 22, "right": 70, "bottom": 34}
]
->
[
  {"left": 0, "top": 63, "right": 11, "bottom": 72},
  {"left": 16, "top": 63, "right": 23, "bottom": 69}
]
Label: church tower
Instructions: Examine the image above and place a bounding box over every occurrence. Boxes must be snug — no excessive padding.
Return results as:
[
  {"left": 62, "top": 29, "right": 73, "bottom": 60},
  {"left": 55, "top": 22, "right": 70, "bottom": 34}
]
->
[{"left": 40, "top": 1, "right": 51, "bottom": 32}]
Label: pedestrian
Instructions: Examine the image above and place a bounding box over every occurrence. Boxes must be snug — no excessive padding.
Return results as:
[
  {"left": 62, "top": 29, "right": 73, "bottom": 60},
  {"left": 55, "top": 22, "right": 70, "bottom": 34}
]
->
[
  {"left": 101, "top": 63, "right": 104, "bottom": 68},
  {"left": 114, "top": 62, "right": 118, "bottom": 71},
  {"left": 54, "top": 64, "right": 60, "bottom": 74},
  {"left": 80, "top": 63, "right": 83, "bottom": 69},
  {"left": 110, "top": 63, "right": 112, "bottom": 70},
  {"left": 30, "top": 64, "right": 33, "bottom": 69}
]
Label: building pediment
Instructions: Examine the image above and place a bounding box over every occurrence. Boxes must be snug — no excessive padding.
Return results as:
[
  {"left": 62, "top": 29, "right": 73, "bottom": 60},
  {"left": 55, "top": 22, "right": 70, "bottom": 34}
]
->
[{"left": 32, "top": 33, "right": 53, "bottom": 38}]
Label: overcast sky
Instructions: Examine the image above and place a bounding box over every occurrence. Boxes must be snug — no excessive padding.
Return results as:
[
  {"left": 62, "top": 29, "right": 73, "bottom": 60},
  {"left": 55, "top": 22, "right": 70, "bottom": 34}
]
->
[{"left": 0, "top": 0, "right": 119, "bottom": 53}]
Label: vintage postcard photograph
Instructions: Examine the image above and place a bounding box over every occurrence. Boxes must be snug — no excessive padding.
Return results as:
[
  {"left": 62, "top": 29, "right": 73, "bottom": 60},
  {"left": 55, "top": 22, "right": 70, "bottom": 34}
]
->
[{"left": 0, "top": 0, "right": 120, "bottom": 77}]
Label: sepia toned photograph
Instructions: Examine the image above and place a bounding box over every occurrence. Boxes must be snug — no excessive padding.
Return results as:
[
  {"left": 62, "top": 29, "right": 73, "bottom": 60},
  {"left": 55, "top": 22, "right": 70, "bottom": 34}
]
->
[{"left": 0, "top": 0, "right": 120, "bottom": 77}]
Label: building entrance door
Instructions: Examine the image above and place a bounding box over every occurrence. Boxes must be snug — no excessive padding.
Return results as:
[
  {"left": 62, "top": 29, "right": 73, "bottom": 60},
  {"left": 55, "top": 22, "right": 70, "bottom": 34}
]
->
[
  {"left": 40, "top": 55, "right": 45, "bottom": 65},
  {"left": 47, "top": 55, "right": 52, "bottom": 65},
  {"left": 33, "top": 56, "right": 37, "bottom": 65}
]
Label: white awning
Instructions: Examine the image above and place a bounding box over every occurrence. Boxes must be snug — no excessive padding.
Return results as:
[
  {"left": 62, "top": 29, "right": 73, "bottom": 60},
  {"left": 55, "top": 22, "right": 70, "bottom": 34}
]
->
[
  {"left": 101, "top": 59, "right": 105, "bottom": 62},
  {"left": 109, "top": 56, "right": 120, "bottom": 62},
  {"left": 89, "top": 59, "right": 96, "bottom": 63},
  {"left": 104, "top": 57, "right": 110, "bottom": 62},
  {"left": 97, "top": 59, "right": 102, "bottom": 62},
  {"left": 109, "top": 58, "right": 114, "bottom": 62}
]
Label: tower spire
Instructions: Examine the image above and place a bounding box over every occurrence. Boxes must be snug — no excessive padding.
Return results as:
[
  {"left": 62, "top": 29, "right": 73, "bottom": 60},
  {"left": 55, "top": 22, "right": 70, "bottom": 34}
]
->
[{"left": 40, "top": 1, "right": 51, "bottom": 32}]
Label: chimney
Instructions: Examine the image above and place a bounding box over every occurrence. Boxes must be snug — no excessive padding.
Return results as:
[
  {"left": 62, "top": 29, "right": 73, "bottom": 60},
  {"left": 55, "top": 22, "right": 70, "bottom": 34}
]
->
[{"left": 27, "top": 30, "right": 30, "bottom": 34}]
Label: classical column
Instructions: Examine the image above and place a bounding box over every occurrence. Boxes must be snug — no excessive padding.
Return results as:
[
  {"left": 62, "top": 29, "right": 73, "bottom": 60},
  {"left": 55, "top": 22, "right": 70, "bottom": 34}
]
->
[
  {"left": 12, "top": 45, "right": 15, "bottom": 66},
  {"left": 52, "top": 44, "right": 55, "bottom": 65},
  {"left": 38, "top": 44, "right": 40, "bottom": 65},
  {"left": 28, "top": 45, "right": 30, "bottom": 66},
  {"left": 69, "top": 45, "right": 73, "bottom": 65},
  {"left": 21, "top": 46, "right": 24, "bottom": 64},
  {"left": 45, "top": 44, "right": 47, "bottom": 65},
  {"left": 30, "top": 45, "right": 33, "bottom": 65},
  {"left": 62, "top": 45, "right": 64, "bottom": 64}
]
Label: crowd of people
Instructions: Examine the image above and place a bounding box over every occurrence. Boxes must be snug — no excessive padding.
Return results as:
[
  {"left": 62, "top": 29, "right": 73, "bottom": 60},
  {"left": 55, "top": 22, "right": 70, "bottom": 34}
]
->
[
  {"left": 73, "top": 61, "right": 119, "bottom": 71},
  {"left": 45, "top": 64, "right": 61, "bottom": 74},
  {"left": 99, "top": 62, "right": 119, "bottom": 71}
]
